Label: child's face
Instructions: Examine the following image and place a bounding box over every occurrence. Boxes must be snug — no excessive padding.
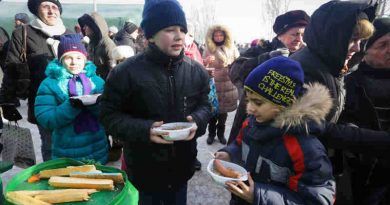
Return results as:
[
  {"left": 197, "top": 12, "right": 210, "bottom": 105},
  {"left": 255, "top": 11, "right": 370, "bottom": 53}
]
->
[
  {"left": 246, "top": 91, "right": 281, "bottom": 123},
  {"left": 149, "top": 25, "right": 185, "bottom": 57},
  {"left": 62, "top": 52, "right": 86, "bottom": 75},
  {"left": 213, "top": 30, "right": 225, "bottom": 43}
]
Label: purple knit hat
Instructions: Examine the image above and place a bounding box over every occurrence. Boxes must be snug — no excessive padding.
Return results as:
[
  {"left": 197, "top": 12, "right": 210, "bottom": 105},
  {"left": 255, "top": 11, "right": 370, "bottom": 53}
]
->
[{"left": 56, "top": 34, "right": 88, "bottom": 60}]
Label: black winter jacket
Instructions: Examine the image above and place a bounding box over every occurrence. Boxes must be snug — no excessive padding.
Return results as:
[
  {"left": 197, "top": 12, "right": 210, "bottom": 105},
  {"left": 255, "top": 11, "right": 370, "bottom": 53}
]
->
[
  {"left": 289, "top": 2, "right": 385, "bottom": 204},
  {"left": 290, "top": 1, "right": 376, "bottom": 122},
  {"left": 289, "top": 1, "right": 390, "bottom": 154},
  {"left": 0, "top": 27, "right": 9, "bottom": 70},
  {"left": 100, "top": 43, "right": 211, "bottom": 192},
  {"left": 2, "top": 25, "right": 71, "bottom": 123},
  {"left": 339, "top": 61, "right": 390, "bottom": 183},
  {"left": 114, "top": 29, "right": 137, "bottom": 53},
  {"left": 340, "top": 62, "right": 390, "bottom": 131}
]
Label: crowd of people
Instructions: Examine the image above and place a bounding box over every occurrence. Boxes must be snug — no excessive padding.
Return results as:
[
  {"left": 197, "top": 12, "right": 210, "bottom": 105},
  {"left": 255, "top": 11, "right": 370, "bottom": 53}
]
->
[{"left": 0, "top": 0, "right": 390, "bottom": 204}]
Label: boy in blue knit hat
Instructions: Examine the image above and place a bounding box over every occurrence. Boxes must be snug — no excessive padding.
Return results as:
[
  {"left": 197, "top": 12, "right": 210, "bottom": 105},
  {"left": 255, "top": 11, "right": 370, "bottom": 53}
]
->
[
  {"left": 100, "top": 0, "right": 211, "bottom": 204},
  {"left": 34, "top": 34, "right": 108, "bottom": 164},
  {"left": 215, "top": 56, "right": 336, "bottom": 205}
]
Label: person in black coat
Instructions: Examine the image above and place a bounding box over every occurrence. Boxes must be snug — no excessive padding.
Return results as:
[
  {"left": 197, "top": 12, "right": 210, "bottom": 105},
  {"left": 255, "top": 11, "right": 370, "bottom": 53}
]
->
[
  {"left": 114, "top": 21, "right": 139, "bottom": 53},
  {"left": 0, "top": 26, "right": 9, "bottom": 71},
  {"left": 99, "top": 0, "right": 211, "bottom": 204},
  {"left": 1, "top": 0, "right": 72, "bottom": 162},
  {"left": 290, "top": 1, "right": 390, "bottom": 204},
  {"left": 339, "top": 17, "right": 390, "bottom": 205}
]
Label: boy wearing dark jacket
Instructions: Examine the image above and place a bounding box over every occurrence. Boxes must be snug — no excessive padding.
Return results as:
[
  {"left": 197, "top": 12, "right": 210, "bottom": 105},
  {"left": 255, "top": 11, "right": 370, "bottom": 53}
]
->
[
  {"left": 216, "top": 56, "right": 336, "bottom": 205},
  {"left": 99, "top": 0, "right": 211, "bottom": 204}
]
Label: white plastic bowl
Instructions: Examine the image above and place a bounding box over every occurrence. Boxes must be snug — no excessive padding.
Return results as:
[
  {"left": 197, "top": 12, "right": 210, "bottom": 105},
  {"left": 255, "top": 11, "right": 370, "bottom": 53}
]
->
[
  {"left": 207, "top": 159, "right": 248, "bottom": 187},
  {"left": 153, "top": 122, "right": 195, "bottom": 141}
]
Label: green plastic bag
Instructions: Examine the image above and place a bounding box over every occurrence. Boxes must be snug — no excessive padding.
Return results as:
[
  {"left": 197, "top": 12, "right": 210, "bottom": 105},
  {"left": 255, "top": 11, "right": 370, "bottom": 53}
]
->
[{"left": 4, "top": 158, "right": 138, "bottom": 205}]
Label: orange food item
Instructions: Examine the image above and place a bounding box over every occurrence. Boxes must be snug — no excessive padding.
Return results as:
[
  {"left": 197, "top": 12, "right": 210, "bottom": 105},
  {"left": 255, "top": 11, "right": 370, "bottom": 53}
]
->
[
  {"left": 27, "top": 174, "right": 41, "bottom": 183},
  {"left": 213, "top": 159, "right": 241, "bottom": 178}
]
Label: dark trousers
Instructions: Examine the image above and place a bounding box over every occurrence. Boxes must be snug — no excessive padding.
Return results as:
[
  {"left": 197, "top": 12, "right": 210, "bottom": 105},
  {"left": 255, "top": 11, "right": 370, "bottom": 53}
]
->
[
  {"left": 139, "top": 183, "right": 187, "bottom": 205},
  {"left": 208, "top": 113, "right": 228, "bottom": 139},
  {"left": 37, "top": 124, "right": 52, "bottom": 161},
  {"left": 228, "top": 95, "right": 247, "bottom": 144}
]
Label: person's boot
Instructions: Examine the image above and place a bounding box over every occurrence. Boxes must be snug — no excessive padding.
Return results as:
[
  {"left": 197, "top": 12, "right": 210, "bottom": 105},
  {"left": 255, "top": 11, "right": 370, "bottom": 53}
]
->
[
  {"left": 194, "top": 158, "right": 202, "bottom": 171},
  {"left": 207, "top": 119, "right": 217, "bottom": 145},
  {"left": 207, "top": 134, "right": 215, "bottom": 145},
  {"left": 217, "top": 125, "right": 227, "bottom": 144}
]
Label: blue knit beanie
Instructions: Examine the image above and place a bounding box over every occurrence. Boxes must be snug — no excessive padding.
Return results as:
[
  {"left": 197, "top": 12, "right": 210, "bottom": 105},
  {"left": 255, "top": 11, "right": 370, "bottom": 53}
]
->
[
  {"left": 141, "top": 0, "right": 187, "bottom": 39},
  {"left": 56, "top": 34, "right": 88, "bottom": 60},
  {"left": 244, "top": 56, "right": 304, "bottom": 107}
]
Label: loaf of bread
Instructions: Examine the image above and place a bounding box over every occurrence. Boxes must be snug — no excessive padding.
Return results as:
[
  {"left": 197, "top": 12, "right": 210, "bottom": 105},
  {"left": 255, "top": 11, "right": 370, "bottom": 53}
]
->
[
  {"left": 13, "top": 189, "right": 98, "bottom": 196},
  {"left": 39, "top": 165, "right": 97, "bottom": 178},
  {"left": 70, "top": 172, "right": 124, "bottom": 183},
  {"left": 34, "top": 191, "right": 90, "bottom": 203},
  {"left": 48, "top": 176, "right": 114, "bottom": 190},
  {"left": 6, "top": 192, "right": 51, "bottom": 205}
]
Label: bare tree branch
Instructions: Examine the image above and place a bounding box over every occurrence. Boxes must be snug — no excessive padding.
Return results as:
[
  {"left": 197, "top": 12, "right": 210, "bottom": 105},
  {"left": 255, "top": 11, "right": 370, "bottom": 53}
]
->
[
  {"left": 185, "top": 0, "right": 217, "bottom": 44},
  {"left": 261, "top": 0, "right": 291, "bottom": 37}
]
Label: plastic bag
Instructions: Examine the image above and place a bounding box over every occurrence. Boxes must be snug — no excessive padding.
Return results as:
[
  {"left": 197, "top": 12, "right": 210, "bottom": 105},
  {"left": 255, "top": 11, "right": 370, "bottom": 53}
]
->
[{"left": 208, "top": 78, "right": 219, "bottom": 116}]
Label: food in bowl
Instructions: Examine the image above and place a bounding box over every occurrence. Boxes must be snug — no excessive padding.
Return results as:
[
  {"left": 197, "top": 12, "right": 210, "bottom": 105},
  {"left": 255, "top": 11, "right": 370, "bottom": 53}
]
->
[
  {"left": 160, "top": 126, "right": 189, "bottom": 131},
  {"left": 207, "top": 159, "right": 248, "bottom": 186},
  {"left": 213, "top": 159, "right": 241, "bottom": 178},
  {"left": 153, "top": 122, "right": 194, "bottom": 141}
]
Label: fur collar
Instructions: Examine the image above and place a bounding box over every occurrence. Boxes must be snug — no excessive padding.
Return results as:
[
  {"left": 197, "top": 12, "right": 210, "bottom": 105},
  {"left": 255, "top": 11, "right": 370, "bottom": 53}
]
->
[
  {"left": 272, "top": 82, "right": 333, "bottom": 133},
  {"left": 45, "top": 59, "right": 97, "bottom": 80},
  {"left": 205, "top": 24, "right": 234, "bottom": 53}
]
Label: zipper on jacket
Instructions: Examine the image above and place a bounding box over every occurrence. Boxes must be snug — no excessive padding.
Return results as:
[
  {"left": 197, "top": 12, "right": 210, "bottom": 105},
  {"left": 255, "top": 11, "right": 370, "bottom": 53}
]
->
[
  {"left": 183, "top": 96, "right": 187, "bottom": 118},
  {"left": 167, "top": 59, "right": 175, "bottom": 108},
  {"left": 167, "top": 59, "right": 177, "bottom": 157}
]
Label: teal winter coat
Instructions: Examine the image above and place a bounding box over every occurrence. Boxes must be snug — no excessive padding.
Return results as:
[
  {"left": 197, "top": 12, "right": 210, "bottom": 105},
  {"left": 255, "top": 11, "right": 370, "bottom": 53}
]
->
[{"left": 35, "top": 60, "right": 108, "bottom": 164}]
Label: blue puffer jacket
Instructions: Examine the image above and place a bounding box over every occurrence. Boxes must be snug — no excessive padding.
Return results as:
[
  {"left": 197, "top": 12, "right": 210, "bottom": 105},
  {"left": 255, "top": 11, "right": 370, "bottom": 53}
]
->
[
  {"left": 222, "top": 83, "right": 336, "bottom": 205},
  {"left": 35, "top": 60, "right": 108, "bottom": 164}
]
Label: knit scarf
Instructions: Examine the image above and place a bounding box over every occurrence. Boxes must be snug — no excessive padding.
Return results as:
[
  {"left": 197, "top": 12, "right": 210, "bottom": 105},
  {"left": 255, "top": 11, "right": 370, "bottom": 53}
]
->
[
  {"left": 30, "top": 18, "right": 66, "bottom": 57},
  {"left": 68, "top": 73, "right": 99, "bottom": 134}
]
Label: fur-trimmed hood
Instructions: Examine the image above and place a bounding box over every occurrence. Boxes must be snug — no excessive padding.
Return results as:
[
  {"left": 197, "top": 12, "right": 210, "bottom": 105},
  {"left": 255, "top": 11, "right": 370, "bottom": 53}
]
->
[
  {"left": 45, "top": 59, "right": 98, "bottom": 80},
  {"left": 204, "top": 24, "right": 239, "bottom": 67},
  {"left": 205, "top": 24, "right": 234, "bottom": 53},
  {"left": 272, "top": 82, "right": 333, "bottom": 134}
]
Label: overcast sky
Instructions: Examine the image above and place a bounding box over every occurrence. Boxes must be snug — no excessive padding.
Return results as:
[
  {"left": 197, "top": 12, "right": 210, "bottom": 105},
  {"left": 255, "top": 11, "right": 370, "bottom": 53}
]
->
[{"left": 180, "top": 0, "right": 332, "bottom": 42}]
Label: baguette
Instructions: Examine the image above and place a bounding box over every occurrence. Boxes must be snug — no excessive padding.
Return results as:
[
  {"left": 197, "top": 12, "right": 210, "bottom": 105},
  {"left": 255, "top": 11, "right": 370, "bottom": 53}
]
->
[
  {"left": 70, "top": 172, "right": 124, "bottom": 183},
  {"left": 39, "top": 165, "right": 96, "bottom": 178},
  {"left": 49, "top": 176, "right": 114, "bottom": 190},
  {"left": 13, "top": 189, "right": 98, "bottom": 197},
  {"left": 6, "top": 192, "right": 51, "bottom": 205},
  {"left": 35, "top": 191, "right": 90, "bottom": 203}
]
